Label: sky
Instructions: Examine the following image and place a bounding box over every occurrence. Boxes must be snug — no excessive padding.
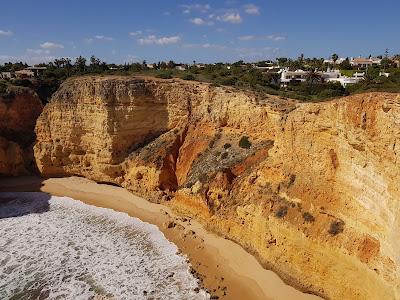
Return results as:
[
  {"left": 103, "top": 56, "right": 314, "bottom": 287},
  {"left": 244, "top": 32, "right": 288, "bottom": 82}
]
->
[{"left": 0, "top": 0, "right": 399, "bottom": 64}]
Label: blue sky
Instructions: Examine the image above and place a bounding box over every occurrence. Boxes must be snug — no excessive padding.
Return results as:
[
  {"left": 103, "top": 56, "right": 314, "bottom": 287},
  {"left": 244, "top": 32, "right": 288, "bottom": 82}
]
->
[{"left": 0, "top": 0, "right": 399, "bottom": 64}]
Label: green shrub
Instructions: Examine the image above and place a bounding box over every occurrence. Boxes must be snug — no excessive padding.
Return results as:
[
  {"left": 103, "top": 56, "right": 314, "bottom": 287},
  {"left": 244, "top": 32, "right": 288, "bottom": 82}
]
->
[
  {"left": 275, "top": 206, "right": 288, "bottom": 218},
  {"left": 181, "top": 73, "right": 195, "bottom": 80},
  {"left": 302, "top": 212, "right": 315, "bottom": 223},
  {"left": 328, "top": 220, "right": 344, "bottom": 235},
  {"left": 156, "top": 71, "right": 173, "bottom": 79},
  {"left": 223, "top": 143, "right": 231, "bottom": 149},
  {"left": 239, "top": 136, "right": 251, "bottom": 149},
  {"left": 0, "top": 81, "right": 7, "bottom": 95}
]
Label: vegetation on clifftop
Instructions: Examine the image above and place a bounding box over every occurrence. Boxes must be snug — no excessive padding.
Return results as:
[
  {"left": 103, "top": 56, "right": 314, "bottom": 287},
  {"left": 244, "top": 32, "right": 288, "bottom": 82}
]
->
[{"left": 2, "top": 54, "right": 400, "bottom": 103}]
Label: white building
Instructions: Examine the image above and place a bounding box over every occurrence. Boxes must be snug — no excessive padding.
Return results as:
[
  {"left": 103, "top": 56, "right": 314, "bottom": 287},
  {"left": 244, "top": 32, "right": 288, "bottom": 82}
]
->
[
  {"left": 0, "top": 71, "right": 15, "bottom": 79},
  {"left": 175, "top": 64, "right": 187, "bottom": 71},
  {"left": 279, "top": 68, "right": 363, "bottom": 88},
  {"left": 326, "top": 77, "right": 362, "bottom": 87},
  {"left": 279, "top": 69, "right": 307, "bottom": 86},
  {"left": 323, "top": 58, "right": 346, "bottom": 65},
  {"left": 350, "top": 57, "right": 381, "bottom": 68}
]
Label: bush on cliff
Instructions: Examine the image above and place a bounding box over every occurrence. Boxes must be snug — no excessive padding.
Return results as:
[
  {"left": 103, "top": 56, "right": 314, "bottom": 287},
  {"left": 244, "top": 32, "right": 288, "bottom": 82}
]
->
[
  {"left": 156, "top": 71, "right": 173, "bottom": 79},
  {"left": 328, "top": 220, "right": 344, "bottom": 235},
  {"left": 181, "top": 73, "right": 195, "bottom": 80},
  {"left": 239, "top": 136, "right": 252, "bottom": 149}
]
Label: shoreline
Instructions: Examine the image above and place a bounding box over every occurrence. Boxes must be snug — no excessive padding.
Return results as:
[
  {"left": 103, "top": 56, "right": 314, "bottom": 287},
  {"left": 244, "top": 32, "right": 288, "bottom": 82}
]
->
[{"left": 0, "top": 176, "right": 321, "bottom": 300}]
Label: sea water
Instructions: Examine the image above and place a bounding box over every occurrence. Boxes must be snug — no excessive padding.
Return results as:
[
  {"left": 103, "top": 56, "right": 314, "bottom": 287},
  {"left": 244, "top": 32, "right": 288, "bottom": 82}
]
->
[{"left": 0, "top": 192, "right": 209, "bottom": 299}]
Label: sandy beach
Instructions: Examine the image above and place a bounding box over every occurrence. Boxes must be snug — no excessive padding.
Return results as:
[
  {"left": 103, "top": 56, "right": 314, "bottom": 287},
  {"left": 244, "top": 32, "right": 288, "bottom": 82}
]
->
[{"left": 0, "top": 176, "right": 321, "bottom": 300}]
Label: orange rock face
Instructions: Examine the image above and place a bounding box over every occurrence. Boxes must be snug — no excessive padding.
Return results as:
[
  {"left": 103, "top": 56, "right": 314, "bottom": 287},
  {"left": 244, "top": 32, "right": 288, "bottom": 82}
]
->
[
  {"left": 34, "top": 76, "right": 400, "bottom": 299},
  {"left": 0, "top": 88, "right": 43, "bottom": 175}
]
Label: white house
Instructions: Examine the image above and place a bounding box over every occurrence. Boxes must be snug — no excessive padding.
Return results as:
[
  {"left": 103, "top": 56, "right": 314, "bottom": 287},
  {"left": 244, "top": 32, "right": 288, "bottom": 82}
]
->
[
  {"left": 279, "top": 68, "right": 363, "bottom": 87},
  {"left": 279, "top": 69, "right": 308, "bottom": 86},
  {"left": 327, "top": 77, "right": 362, "bottom": 87},
  {"left": 323, "top": 58, "right": 346, "bottom": 65},
  {"left": 350, "top": 57, "right": 381, "bottom": 68},
  {"left": 0, "top": 71, "right": 15, "bottom": 79},
  {"left": 175, "top": 64, "right": 187, "bottom": 71}
]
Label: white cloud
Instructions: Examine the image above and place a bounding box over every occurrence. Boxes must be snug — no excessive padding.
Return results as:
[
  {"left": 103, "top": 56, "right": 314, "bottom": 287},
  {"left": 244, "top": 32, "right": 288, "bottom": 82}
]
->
[
  {"left": 244, "top": 4, "right": 260, "bottom": 15},
  {"left": 138, "top": 35, "right": 181, "bottom": 45},
  {"left": 183, "top": 43, "right": 226, "bottom": 50},
  {"left": 0, "top": 30, "right": 13, "bottom": 37},
  {"left": 190, "top": 17, "right": 214, "bottom": 26},
  {"left": 235, "top": 47, "right": 280, "bottom": 60},
  {"left": 129, "top": 31, "right": 143, "bottom": 37},
  {"left": 27, "top": 48, "right": 50, "bottom": 55},
  {"left": 180, "top": 4, "right": 210, "bottom": 14},
  {"left": 95, "top": 35, "right": 113, "bottom": 41},
  {"left": 217, "top": 12, "right": 242, "bottom": 24},
  {"left": 0, "top": 54, "right": 57, "bottom": 64},
  {"left": 237, "top": 34, "right": 286, "bottom": 41},
  {"left": 40, "top": 42, "right": 64, "bottom": 49},
  {"left": 267, "top": 35, "right": 285, "bottom": 41},
  {"left": 238, "top": 35, "right": 255, "bottom": 41},
  {"left": 191, "top": 17, "right": 206, "bottom": 25}
]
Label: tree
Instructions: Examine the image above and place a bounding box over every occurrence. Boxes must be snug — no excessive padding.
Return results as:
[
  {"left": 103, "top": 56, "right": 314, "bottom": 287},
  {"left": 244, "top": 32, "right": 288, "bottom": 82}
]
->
[
  {"left": 382, "top": 48, "right": 390, "bottom": 70},
  {"left": 331, "top": 53, "right": 339, "bottom": 63},
  {"left": 339, "top": 58, "right": 352, "bottom": 70},
  {"left": 306, "top": 70, "right": 323, "bottom": 84},
  {"left": 90, "top": 55, "right": 100, "bottom": 67},
  {"left": 167, "top": 60, "right": 176, "bottom": 69},
  {"left": 74, "top": 56, "right": 86, "bottom": 72},
  {"left": 277, "top": 57, "right": 288, "bottom": 67}
]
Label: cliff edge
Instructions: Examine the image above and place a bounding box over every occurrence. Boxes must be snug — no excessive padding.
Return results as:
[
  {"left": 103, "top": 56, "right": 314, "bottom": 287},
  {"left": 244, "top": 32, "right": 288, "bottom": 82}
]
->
[
  {"left": 34, "top": 76, "right": 400, "bottom": 299},
  {"left": 0, "top": 86, "right": 43, "bottom": 176}
]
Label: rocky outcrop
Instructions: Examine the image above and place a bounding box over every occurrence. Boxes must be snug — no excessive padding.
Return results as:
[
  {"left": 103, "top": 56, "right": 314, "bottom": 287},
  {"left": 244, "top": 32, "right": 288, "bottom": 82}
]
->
[
  {"left": 34, "top": 76, "right": 400, "bottom": 300},
  {"left": 0, "top": 87, "right": 43, "bottom": 175}
]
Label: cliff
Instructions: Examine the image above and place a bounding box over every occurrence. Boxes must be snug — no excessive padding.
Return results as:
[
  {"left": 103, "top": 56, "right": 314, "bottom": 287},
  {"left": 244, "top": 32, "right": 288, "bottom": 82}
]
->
[
  {"left": 0, "top": 87, "right": 43, "bottom": 176},
  {"left": 34, "top": 76, "right": 400, "bottom": 299}
]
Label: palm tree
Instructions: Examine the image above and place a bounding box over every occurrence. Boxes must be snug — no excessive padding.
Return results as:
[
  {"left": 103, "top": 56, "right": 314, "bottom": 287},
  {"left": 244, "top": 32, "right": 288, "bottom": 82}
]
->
[
  {"left": 331, "top": 53, "right": 339, "bottom": 64},
  {"left": 306, "top": 70, "right": 323, "bottom": 84}
]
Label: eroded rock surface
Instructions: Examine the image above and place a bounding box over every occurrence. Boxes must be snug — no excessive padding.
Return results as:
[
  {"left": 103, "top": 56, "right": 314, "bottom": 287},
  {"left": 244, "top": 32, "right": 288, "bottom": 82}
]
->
[
  {"left": 0, "top": 88, "right": 43, "bottom": 175},
  {"left": 34, "top": 76, "right": 400, "bottom": 299}
]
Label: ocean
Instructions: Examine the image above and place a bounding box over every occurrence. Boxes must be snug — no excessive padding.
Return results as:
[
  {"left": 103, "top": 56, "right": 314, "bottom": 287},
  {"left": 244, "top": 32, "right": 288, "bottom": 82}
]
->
[{"left": 0, "top": 192, "right": 209, "bottom": 300}]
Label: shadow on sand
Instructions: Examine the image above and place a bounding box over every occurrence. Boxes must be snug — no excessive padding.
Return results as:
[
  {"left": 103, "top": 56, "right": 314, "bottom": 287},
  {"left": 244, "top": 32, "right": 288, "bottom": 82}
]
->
[{"left": 0, "top": 192, "right": 51, "bottom": 219}]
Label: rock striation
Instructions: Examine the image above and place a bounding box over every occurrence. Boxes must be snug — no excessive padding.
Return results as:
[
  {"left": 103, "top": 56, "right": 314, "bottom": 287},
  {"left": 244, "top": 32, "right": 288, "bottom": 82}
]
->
[
  {"left": 0, "top": 87, "right": 43, "bottom": 176},
  {"left": 34, "top": 76, "right": 400, "bottom": 300}
]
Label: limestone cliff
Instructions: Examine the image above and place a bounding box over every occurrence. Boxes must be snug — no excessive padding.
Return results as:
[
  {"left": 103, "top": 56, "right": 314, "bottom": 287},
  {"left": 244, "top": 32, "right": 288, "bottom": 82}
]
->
[
  {"left": 0, "top": 87, "right": 43, "bottom": 176},
  {"left": 34, "top": 76, "right": 400, "bottom": 300}
]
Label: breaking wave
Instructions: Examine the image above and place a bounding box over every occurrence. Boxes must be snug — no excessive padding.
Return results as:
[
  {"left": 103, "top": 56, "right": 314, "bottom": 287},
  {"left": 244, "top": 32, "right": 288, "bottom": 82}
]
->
[{"left": 0, "top": 192, "right": 208, "bottom": 299}]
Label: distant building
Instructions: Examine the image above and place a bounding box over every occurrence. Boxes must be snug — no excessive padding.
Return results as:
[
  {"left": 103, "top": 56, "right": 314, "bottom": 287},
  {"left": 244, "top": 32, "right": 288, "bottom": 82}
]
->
[
  {"left": 350, "top": 57, "right": 381, "bottom": 68},
  {"left": 323, "top": 58, "right": 346, "bottom": 65},
  {"left": 15, "top": 69, "right": 35, "bottom": 78},
  {"left": 175, "top": 64, "right": 187, "bottom": 71},
  {"left": 327, "top": 77, "right": 362, "bottom": 88},
  {"left": 379, "top": 71, "right": 390, "bottom": 77},
  {"left": 279, "top": 68, "right": 363, "bottom": 88},
  {"left": 353, "top": 72, "right": 366, "bottom": 78},
  {"left": 279, "top": 69, "right": 307, "bottom": 86},
  {"left": 26, "top": 66, "right": 47, "bottom": 77},
  {"left": 0, "top": 71, "right": 15, "bottom": 79}
]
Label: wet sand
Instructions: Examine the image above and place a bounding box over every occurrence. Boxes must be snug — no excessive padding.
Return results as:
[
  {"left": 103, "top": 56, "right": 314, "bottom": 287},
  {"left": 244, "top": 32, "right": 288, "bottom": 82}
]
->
[{"left": 0, "top": 176, "right": 322, "bottom": 300}]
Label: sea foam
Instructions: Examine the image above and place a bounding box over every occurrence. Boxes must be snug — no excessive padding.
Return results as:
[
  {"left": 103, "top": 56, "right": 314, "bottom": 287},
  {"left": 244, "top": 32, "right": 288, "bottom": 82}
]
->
[{"left": 0, "top": 192, "right": 209, "bottom": 299}]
